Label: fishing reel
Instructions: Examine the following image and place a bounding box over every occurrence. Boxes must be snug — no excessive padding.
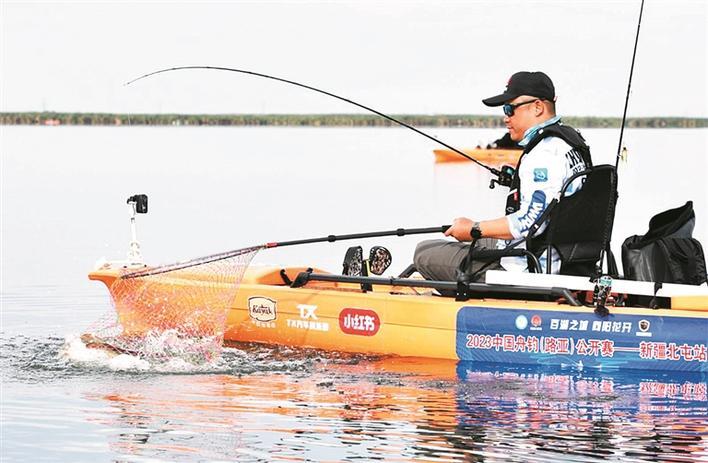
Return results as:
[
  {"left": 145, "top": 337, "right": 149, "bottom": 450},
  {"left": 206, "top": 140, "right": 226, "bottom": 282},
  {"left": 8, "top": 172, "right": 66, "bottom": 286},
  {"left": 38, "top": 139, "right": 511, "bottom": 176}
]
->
[{"left": 489, "top": 165, "right": 515, "bottom": 189}]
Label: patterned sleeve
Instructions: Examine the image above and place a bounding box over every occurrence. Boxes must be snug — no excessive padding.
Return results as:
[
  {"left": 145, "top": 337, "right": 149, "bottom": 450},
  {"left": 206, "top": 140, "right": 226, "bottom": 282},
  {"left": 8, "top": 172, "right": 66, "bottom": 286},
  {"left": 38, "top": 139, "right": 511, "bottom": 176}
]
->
[{"left": 505, "top": 138, "right": 570, "bottom": 239}]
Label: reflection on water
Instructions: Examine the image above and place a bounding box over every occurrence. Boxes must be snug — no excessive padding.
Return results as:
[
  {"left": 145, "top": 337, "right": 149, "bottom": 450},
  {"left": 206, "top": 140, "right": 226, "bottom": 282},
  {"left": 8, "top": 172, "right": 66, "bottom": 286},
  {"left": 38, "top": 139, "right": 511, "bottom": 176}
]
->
[
  {"left": 454, "top": 365, "right": 707, "bottom": 462},
  {"left": 3, "top": 335, "right": 706, "bottom": 462}
]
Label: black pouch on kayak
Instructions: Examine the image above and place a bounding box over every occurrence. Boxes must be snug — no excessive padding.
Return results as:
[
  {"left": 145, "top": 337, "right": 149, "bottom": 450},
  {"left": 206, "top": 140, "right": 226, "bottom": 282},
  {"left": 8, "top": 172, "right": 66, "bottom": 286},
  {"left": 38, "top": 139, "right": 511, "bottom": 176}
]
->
[{"left": 622, "top": 201, "right": 708, "bottom": 307}]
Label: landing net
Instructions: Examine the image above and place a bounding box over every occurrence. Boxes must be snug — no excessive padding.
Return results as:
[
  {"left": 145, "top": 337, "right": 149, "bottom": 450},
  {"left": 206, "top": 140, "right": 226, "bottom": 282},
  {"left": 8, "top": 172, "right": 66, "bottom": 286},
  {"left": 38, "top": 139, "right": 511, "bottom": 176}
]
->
[{"left": 85, "top": 245, "right": 263, "bottom": 364}]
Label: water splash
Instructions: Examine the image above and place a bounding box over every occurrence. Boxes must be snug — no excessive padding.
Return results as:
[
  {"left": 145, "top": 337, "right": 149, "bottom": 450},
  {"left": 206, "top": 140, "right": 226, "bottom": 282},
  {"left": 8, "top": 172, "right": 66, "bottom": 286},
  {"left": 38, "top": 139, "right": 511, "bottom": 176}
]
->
[{"left": 59, "top": 334, "right": 229, "bottom": 373}]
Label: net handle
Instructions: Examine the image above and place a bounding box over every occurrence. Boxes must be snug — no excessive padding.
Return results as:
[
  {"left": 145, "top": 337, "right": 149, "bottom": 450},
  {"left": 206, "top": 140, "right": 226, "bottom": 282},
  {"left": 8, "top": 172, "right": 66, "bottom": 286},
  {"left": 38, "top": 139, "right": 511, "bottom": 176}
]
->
[
  {"left": 265, "top": 225, "right": 450, "bottom": 248},
  {"left": 122, "top": 225, "right": 450, "bottom": 279}
]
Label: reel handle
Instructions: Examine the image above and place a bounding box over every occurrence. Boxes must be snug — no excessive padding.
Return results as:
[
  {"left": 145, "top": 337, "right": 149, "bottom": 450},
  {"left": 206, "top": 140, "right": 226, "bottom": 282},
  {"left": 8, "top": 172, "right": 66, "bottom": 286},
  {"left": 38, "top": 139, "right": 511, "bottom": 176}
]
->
[{"left": 489, "top": 165, "right": 516, "bottom": 189}]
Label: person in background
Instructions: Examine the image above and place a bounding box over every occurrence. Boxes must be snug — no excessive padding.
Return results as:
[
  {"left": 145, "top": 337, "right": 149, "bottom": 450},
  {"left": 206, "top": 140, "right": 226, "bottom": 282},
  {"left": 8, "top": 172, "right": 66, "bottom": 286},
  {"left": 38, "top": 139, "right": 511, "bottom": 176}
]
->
[
  {"left": 487, "top": 132, "right": 518, "bottom": 149},
  {"left": 414, "top": 71, "right": 592, "bottom": 282}
]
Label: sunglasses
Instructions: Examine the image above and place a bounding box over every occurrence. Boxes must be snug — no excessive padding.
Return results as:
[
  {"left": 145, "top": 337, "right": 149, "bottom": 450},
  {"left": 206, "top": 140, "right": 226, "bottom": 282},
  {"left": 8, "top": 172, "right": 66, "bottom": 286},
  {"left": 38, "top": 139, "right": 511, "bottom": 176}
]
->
[{"left": 503, "top": 99, "right": 539, "bottom": 117}]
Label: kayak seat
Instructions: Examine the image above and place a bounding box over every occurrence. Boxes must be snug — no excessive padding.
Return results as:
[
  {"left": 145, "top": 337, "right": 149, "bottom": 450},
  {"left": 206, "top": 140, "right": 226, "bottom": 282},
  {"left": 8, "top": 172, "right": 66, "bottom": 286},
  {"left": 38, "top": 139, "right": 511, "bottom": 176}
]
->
[
  {"left": 528, "top": 164, "right": 619, "bottom": 277},
  {"left": 403, "top": 165, "right": 618, "bottom": 282},
  {"left": 472, "top": 164, "right": 618, "bottom": 278}
]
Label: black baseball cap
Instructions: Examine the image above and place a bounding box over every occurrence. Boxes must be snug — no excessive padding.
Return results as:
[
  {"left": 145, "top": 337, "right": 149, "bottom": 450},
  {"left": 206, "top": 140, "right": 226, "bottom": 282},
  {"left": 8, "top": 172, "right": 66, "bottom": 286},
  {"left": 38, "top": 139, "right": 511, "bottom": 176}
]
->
[{"left": 482, "top": 71, "right": 555, "bottom": 107}]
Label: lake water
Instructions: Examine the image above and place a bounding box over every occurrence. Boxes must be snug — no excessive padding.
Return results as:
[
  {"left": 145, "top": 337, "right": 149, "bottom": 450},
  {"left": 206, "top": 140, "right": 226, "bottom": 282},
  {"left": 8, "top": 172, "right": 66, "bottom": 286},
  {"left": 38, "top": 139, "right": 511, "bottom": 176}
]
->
[{"left": 1, "top": 125, "right": 707, "bottom": 461}]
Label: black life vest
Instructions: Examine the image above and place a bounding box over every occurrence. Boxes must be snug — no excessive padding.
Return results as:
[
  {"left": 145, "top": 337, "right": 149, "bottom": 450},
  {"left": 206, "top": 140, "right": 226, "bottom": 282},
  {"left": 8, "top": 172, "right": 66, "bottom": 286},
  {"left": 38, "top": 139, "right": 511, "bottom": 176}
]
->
[{"left": 504, "top": 122, "right": 592, "bottom": 215}]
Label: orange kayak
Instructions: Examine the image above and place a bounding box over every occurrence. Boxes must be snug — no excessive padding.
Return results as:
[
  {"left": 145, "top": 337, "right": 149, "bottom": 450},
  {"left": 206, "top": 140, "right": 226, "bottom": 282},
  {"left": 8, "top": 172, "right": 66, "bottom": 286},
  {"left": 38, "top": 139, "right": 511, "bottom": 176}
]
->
[
  {"left": 88, "top": 264, "right": 708, "bottom": 372},
  {"left": 434, "top": 148, "right": 522, "bottom": 164}
]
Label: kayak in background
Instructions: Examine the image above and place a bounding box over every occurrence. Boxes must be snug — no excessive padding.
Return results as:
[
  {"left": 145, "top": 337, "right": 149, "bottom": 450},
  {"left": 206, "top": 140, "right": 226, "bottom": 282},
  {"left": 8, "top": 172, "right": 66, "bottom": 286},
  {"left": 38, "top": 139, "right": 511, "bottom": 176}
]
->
[{"left": 434, "top": 147, "right": 522, "bottom": 164}]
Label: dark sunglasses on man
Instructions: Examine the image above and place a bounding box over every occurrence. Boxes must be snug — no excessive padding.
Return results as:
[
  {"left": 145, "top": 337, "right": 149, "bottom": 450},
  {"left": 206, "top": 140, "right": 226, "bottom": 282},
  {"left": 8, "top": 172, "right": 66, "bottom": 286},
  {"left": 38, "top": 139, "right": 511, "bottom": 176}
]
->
[{"left": 503, "top": 99, "right": 540, "bottom": 117}]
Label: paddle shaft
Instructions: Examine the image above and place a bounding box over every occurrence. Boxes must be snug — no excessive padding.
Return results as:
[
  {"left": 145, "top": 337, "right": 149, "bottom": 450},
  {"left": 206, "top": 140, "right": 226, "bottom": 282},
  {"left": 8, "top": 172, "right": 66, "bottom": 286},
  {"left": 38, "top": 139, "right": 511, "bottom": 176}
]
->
[{"left": 265, "top": 226, "right": 450, "bottom": 248}]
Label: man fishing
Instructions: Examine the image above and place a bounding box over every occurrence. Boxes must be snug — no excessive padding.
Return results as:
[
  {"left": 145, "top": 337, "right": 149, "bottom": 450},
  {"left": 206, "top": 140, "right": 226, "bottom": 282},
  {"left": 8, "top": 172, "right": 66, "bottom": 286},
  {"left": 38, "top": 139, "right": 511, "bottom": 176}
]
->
[{"left": 414, "top": 71, "right": 592, "bottom": 282}]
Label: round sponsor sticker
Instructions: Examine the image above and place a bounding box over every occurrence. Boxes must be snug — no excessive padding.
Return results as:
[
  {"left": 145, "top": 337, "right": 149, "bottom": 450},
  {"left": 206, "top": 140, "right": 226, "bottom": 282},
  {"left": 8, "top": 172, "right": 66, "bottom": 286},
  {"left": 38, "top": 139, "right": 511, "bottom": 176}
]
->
[
  {"left": 515, "top": 315, "right": 528, "bottom": 330},
  {"left": 531, "top": 315, "right": 542, "bottom": 327}
]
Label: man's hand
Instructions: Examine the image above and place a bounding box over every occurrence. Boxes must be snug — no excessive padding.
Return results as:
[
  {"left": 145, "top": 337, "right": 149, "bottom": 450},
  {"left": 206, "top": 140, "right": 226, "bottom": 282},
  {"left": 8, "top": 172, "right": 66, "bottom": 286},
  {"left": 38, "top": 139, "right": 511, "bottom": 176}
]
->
[{"left": 444, "top": 217, "right": 475, "bottom": 241}]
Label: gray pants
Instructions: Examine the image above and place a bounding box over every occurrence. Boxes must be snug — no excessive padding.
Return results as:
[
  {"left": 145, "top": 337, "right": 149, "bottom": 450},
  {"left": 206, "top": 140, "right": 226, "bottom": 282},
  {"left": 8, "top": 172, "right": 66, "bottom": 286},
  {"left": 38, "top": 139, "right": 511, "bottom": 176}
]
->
[{"left": 413, "top": 238, "right": 504, "bottom": 282}]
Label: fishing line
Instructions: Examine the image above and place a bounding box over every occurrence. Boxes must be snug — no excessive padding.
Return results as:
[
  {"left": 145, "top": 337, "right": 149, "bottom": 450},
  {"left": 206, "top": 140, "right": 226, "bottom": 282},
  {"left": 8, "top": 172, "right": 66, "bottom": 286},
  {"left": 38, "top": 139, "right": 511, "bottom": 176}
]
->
[
  {"left": 615, "top": 0, "right": 645, "bottom": 168},
  {"left": 125, "top": 66, "right": 505, "bottom": 177}
]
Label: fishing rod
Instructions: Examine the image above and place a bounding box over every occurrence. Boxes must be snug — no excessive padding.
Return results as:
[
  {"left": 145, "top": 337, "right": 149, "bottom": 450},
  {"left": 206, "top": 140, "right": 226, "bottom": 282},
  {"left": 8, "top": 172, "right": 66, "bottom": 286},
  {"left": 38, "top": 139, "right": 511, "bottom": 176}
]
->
[
  {"left": 615, "top": 0, "right": 645, "bottom": 168},
  {"left": 594, "top": 0, "right": 644, "bottom": 279},
  {"left": 125, "top": 66, "right": 510, "bottom": 184}
]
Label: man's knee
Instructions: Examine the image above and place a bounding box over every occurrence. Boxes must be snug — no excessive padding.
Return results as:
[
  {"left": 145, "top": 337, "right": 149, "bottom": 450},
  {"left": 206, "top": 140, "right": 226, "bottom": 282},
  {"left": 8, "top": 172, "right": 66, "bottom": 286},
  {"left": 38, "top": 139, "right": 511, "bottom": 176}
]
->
[
  {"left": 414, "top": 239, "right": 443, "bottom": 267},
  {"left": 415, "top": 239, "right": 443, "bottom": 255}
]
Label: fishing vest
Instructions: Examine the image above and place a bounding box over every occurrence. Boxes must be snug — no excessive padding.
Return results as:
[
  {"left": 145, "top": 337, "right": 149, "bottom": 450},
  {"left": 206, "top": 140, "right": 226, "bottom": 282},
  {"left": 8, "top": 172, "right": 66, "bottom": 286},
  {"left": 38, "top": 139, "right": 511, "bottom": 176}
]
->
[{"left": 505, "top": 122, "right": 592, "bottom": 215}]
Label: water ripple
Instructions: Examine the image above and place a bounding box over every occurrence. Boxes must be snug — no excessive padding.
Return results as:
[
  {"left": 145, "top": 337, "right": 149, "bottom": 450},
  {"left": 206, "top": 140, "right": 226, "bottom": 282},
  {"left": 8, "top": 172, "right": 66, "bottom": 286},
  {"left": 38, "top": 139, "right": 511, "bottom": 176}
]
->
[{"left": 2, "top": 333, "right": 707, "bottom": 462}]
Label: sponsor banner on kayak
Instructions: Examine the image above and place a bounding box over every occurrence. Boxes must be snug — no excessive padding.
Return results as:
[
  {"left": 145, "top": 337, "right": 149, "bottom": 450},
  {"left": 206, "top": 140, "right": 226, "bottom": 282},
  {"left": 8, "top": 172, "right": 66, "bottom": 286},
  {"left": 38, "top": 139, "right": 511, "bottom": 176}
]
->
[
  {"left": 456, "top": 307, "right": 707, "bottom": 372},
  {"left": 248, "top": 296, "right": 277, "bottom": 328},
  {"left": 339, "top": 308, "right": 380, "bottom": 336},
  {"left": 286, "top": 304, "right": 330, "bottom": 332}
]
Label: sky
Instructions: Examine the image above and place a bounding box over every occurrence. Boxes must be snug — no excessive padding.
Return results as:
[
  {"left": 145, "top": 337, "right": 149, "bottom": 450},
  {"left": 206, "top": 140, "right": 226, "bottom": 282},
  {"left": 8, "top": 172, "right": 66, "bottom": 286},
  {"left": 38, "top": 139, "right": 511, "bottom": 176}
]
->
[{"left": 1, "top": 0, "right": 706, "bottom": 118}]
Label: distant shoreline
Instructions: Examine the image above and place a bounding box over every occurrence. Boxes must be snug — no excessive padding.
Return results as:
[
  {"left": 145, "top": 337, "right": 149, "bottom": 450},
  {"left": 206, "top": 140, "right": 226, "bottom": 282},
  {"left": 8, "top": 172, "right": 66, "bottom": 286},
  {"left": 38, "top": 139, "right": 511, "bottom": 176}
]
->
[{"left": 1, "top": 112, "right": 705, "bottom": 129}]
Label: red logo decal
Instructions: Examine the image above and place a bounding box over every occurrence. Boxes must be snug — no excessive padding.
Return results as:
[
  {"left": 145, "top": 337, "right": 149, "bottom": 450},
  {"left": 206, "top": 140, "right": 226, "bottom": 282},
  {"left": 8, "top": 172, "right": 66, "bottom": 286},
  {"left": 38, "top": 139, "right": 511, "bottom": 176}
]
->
[
  {"left": 339, "top": 308, "right": 380, "bottom": 336},
  {"left": 531, "top": 315, "right": 542, "bottom": 327}
]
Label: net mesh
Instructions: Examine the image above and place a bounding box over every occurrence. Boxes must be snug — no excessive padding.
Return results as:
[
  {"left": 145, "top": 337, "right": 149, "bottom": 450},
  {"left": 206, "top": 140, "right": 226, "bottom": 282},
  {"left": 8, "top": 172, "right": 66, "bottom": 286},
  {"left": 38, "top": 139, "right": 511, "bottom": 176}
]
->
[{"left": 85, "top": 245, "right": 263, "bottom": 364}]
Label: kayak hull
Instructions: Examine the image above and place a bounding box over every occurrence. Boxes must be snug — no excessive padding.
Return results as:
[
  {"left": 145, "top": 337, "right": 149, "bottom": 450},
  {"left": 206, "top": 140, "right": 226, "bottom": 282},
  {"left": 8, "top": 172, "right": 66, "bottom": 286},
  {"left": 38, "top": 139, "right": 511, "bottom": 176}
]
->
[{"left": 89, "top": 265, "right": 708, "bottom": 372}]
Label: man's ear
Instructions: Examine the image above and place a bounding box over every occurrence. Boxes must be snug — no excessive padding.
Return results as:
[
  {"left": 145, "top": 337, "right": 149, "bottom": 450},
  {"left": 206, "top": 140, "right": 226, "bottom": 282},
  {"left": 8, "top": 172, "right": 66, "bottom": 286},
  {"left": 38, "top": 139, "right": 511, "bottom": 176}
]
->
[
  {"left": 538, "top": 99, "right": 554, "bottom": 117},
  {"left": 535, "top": 100, "right": 544, "bottom": 117}
]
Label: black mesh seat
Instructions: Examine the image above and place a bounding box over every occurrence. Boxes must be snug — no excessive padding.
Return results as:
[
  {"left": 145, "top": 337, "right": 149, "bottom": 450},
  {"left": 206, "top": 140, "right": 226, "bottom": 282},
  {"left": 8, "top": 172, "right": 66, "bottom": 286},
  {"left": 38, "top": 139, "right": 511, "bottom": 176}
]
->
[
  {"left": 530, "top": 164, "right": 618, "bottom": 276},
  {"left": 469, "top": 164, "right": 619, "bottom": 278}
]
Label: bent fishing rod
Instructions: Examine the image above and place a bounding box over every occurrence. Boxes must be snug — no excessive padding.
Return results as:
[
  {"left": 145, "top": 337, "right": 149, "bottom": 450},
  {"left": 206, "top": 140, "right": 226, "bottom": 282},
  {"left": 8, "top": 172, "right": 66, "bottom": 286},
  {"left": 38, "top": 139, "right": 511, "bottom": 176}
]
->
[
  {"left": 615, "top": 0, "right": 644, "bottom": 168},
  {"left": 125, "top": 66, "right": 510, "bottom": 184}
]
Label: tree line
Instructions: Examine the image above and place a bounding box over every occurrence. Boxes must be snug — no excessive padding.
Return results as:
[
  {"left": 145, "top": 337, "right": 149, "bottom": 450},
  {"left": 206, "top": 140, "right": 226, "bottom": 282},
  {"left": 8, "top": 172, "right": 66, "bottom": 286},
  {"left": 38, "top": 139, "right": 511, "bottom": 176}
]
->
[{"left": 0, "top": 112, "right": 705, "bottom": 128}]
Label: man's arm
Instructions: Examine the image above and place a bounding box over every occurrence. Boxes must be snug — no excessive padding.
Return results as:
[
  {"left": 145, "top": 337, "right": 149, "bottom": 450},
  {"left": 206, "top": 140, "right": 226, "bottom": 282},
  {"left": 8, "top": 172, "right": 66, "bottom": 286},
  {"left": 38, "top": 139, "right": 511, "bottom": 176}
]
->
[{"left": 444, "top": 216, "right": 513, "bottom": 241}]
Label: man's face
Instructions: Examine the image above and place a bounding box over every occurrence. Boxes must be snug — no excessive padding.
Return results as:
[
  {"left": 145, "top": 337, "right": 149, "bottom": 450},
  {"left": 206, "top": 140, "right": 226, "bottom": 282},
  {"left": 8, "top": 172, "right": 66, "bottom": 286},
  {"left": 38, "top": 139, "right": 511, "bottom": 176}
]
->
[{"left": 503, "top": 95, "right": 540, "bottom": 141}]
